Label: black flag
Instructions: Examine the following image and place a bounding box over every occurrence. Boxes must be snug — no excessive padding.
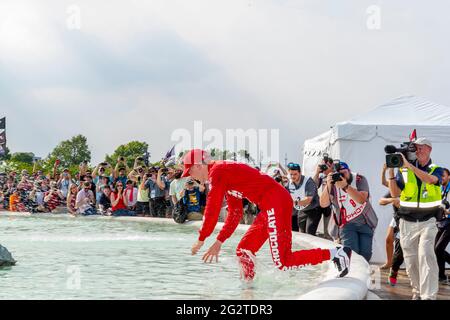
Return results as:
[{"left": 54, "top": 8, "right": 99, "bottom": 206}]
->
[
  {"left": 0, "top": 117, "right": 5, "bottom": 130},
  {"left": 0, "top": 131, "right": 5, "bottom": 145}
]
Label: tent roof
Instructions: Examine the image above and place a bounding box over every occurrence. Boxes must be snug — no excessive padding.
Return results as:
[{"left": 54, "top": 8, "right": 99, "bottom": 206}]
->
[
  {"left": 344, "top": 95, "right": 450, "bottom": 126},
  {"left": 304, "top": 95, "right": 450, "bottom": 146}
]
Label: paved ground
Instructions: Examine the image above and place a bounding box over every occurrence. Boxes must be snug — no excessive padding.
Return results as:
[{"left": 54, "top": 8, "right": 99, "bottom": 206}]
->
[{"left": 370, "top": 266, "right": 450, "bottom": 300}]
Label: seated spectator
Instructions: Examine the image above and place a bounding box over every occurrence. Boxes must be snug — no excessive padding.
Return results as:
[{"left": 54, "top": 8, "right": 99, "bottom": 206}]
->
[
  {"left": 95, "top": 176, "right": 111, "bottom": 204},
  {"left": 180, "top": 179, "right": 204, "bottom": 221},
  {"left": 76, "top": 181, "right": 97, "bottom": 216},
  {"left": 83, "top": 173, "right": 97, "bottom": 202},
  {"left": 98, "top": 185, "right": 113, "bottom": 216},
  {"left": 123, "top": 180, "right": 138, "bottom": 212},
  {"left": 110, "top": 182, "right": 135, "bottom": 217},
  {"left": 9, "top": 189, "right": 21, "bottom": 212},
  {"left": 44, "top": 181, "right": 65, "bottom": 213},
  {"left": 66, "top": 184, "right": 79, "bottom": 215}
]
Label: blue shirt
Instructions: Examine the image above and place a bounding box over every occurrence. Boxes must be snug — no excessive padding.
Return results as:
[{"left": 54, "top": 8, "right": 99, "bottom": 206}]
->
[{"left": 145, "top": 179, "right": 166, "bottom": 199}]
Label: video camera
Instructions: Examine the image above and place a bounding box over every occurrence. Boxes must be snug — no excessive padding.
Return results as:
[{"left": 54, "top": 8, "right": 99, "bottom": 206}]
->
[{"left": 384, "top": 142, "right": 417, "bottom": 168}]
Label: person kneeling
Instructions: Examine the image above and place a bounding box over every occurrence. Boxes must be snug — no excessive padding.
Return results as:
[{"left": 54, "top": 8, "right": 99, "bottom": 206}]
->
[{"left": 180, "top": 179, "right": 204, "bottom": 221}]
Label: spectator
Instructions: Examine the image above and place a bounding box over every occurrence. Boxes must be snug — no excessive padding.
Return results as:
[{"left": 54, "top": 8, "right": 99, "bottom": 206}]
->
[
  {"left": 58, "top": 169, "right": 72, "bottom": 199},
  {"left": 98, "top": 185, "right": 113, "bottom": 216},
  {"left": 44, "top": 181, "right": 64, "bottom": 213},
  {"left": 114, "top": 157, "right": 129, "bottom": 186},
  {"left": 83, "top": 172, "right": 97, "bottom": 202},
  {"left": 145, "top": 167, "right": 166, "bottom": 217},
  {"left": 156, "top": 167, "right": 172, "bottom": 218},
  {"left": 129, "top": 167, "right": 150, "bottom": 217},
  {"left": 435, "top": 167, "right": 450, "bottom": 285},
  {"left": 312, "top": 156, "right": 334, "bottom": 240},
  {"left": 123, "top": 180, "right": 138, "bottom": 212},
  {"left": 76, "top": 181, "right": 97, "bottom": 216},
  {"left": 180, "top": 179, "right": 204, "bottom": 221},
  {"left": 9, "top": 189, "right": 22, "bottom": 212},
  {"left": 286, "top": 162, "right": 321, "bottom": 235},
  {"left": 66, "top": 184, "right": 79, "bottom": 215},
  {"left": 110, "top": 182, "right": 135, "bottom": 216},
  {"left": 388, "top": 137, "right": 443, "bottom": 300},
  {"left": 320, "top": 161, "right": 378, "bottom": 262},
  {"left": 169, "top": 168, "right": 189, "bottom": 206}
]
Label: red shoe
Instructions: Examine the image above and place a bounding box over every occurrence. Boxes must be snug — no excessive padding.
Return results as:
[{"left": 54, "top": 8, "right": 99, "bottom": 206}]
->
[{"left": 388, "top": 270, "right": 398, "bottom": 286}]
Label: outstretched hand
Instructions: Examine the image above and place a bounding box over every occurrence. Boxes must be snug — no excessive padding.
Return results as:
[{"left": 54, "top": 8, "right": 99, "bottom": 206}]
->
[
  {"left": 191, "top": 240, "right": 204, "bottom": 255},
  {"left": 202, "top": 240, "right": 223, "bottom": 264}
]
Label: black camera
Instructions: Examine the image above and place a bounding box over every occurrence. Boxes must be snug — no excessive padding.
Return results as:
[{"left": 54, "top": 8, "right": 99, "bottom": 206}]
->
[
  {"left": 385, "top": 142, "right": 417, "bottom": 168},
  {"left": 330, "top": 160, "right": 344, "bottom": 184},
  {"left": 319, "top": 153, "right": 333, "bottom": 172}
]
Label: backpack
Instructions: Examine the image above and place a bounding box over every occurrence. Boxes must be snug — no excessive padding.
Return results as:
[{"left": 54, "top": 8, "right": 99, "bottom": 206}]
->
[{"left": 173, "top": 200, "right": 188, "bottom": 224}]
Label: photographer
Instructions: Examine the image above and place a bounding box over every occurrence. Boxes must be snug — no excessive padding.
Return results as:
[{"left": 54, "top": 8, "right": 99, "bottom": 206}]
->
[
  {"left": 313, "top": 154, "right": 334, "bottom": 240},
  {"left": 180, "top": 178, "right": 205, "bottom": 221},
  {"left": 286, "top": 162, "right": 321, "bottom": 235},
  {"left": 129, "top": 166, "right": 150, "bottom": 217},
  {"left": 144, "top": 167, "right": 166, "bottom": 217},
  {"left": 113, "top": 157, "right": 130, "bottom": 186},
  {"left": 388, "top": 137, "right": 443, "bottom": 300},
  {"left": 435, "top": 168, "right": 450, "bottom": 285},
  {"left": 57, "top": 169, "right": 73, "bottom": 199},
  {"left": 320, "top": 161, "right": 378, "bottom": 262},
  {"left": 156, "top": 166, "right": 173, "bottom": 218}
]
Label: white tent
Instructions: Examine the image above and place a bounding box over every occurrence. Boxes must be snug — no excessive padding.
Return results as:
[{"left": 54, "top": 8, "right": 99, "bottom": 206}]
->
[{"left": 302, "top": 95, "right": 450, "bottom": 263}]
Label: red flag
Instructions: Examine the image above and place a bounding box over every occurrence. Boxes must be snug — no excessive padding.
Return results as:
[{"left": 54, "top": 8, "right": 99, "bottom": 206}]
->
[{"left": 409, "top": 129, "right": 417, "bottom": 142}]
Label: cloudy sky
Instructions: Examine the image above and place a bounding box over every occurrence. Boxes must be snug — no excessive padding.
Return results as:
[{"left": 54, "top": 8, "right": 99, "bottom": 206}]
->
[{"left": 1, "top": 0, "right": 449, "bottom": 164}]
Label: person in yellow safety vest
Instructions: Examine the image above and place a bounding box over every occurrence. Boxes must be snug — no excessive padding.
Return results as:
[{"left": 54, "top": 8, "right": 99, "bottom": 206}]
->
[{"left": 388, "top": 137, "right": 443, "bottom": 300}]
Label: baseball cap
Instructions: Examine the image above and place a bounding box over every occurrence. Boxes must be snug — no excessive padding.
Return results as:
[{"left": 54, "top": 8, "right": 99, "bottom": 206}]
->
[
  {"left": 339, "top": 162, "right": 350, "bottom": 171},
  {"left": 181, "top": 149, "right": 208, "bottom": 178},
  {"left": 413, "top": 137, "right": 432, "bottom": 148}
]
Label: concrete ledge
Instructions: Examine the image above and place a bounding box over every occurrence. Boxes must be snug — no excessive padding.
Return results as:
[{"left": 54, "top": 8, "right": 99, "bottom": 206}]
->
[{"left": 0, "top": 212, "right": 370, "bottom": 300}]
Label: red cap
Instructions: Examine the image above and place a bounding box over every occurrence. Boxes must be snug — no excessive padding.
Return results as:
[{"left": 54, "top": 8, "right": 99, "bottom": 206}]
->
[{"left": 181, "top": 149, "right": 208, "bottom": 178}]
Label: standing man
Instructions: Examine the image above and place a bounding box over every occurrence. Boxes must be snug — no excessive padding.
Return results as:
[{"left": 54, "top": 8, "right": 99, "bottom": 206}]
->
[
  {"left": 184, "top": 149, "right": 352, "bottom": 281},
  {"left": 286, "top": 162, "right": 321, "bottom": 235},
  {"left": 388, "top": 137, "right": 443, "bottom": 300}
]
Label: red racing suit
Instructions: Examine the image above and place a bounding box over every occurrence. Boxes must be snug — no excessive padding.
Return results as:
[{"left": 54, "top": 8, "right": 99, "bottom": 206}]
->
[{"left": 198, "top": 161, "right": 331, "bottom": 280}]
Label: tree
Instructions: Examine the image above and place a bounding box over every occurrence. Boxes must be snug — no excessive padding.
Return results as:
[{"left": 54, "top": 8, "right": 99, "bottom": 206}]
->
[
  {"left": 48, "top": 135, "right": 91, "bottom": 168},
  {"left": 10, "top": 152, "right": 35, "bottom": 165},
  {"left": 105, "top": 141, "right": 149, "bottom": 168}
]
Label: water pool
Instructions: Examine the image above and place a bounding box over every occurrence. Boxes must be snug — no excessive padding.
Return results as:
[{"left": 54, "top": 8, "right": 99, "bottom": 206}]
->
[{"left": 0, "top": 214, "right": 328, "bottom": 300}]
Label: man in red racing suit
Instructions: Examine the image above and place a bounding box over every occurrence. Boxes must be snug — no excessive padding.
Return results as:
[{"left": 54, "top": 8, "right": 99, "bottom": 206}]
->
[{"left": 184, "top": 149, "right": 352, "bottom": 280}]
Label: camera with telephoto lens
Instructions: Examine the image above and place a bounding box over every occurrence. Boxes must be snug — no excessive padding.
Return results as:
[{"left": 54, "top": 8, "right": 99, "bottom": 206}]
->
[
  {"left": 319, "top": 153, "right": 333, "bottom": 172},
  {"left": 384, "top": 142, "right": 417, "bottom": 168},
  {"left": 330, "top": 160, "right": 344, "bottom": 184}
]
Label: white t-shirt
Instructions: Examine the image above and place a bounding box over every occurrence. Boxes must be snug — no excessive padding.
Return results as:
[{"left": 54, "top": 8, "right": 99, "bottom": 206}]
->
[
  {"left": 76, "top": 189, "right": 95, "bottom": 214},
  {"left": 124, "top": 187, "right": 138, "bottom": 206},
  {"left": 170, "top": 178, "right": 189, "bottom": 202}
]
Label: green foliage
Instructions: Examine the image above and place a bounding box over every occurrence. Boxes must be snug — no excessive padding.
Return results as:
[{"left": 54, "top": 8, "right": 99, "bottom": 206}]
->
[
  {"left": 48, "top": 135, "right": 91, "bottom": 168},
  {"left": 0, "top": 146, "right": 11, "bottom": 161},
  {"left": 105, "top": 141, "right": 149, "bottom": 168},
  {"left": 10, "top": 152, "right": 35, "bottom": 164}
]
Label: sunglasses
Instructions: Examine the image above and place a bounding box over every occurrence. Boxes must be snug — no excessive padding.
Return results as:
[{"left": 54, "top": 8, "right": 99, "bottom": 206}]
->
[{"left": 287, "top": 163, "right": 301, "bottom": 170}]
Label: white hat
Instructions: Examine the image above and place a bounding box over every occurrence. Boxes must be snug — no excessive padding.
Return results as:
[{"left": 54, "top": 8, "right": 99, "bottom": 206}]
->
[{"left": 413, "top": 137, "right": 432, "bottom": 148}]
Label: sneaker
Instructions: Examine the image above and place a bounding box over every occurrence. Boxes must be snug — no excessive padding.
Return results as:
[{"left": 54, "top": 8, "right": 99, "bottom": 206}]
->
[
  {"left": 388, "top": 269, "right": 398, "bottom": 286},
  {"left": 331, "top": 246, "right": 352, "bottom": 278},
  {"left": 412, "top": 294, "right": 421, "bottom": 300}
]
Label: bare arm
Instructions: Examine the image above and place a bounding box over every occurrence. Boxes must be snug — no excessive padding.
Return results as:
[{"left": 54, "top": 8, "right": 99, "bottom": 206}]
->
[{"left": 381, "top": 164, "right": 388, "bottom": 188}]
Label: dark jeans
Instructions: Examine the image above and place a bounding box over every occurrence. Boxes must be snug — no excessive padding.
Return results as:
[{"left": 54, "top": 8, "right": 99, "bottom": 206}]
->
[
  {"left": 340, "top": 222, "right": 374, "bottom": 262},
  {"left": 298, "top": 207, "right": 322, "bottom": 236},
  {"left": 150, "top": 197, "right": 166, "bottom": 217},
  {"left": 392, "top": 237, "right": 404, "bottom": 272},
  {"left": 135, "top": 201, "right": 150, "bottom": 216},
  {"left": 292, "top": 213, "right": 299, "bottom": 232},
  {"left": 112, "top": 209, "right": 136, "bottom": 217},
  {"left": 435, "top": 222, "right": 450, "bottom": 279},
  {"left": 82, "top": 207, "right": 98, "bottom": 216}
]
